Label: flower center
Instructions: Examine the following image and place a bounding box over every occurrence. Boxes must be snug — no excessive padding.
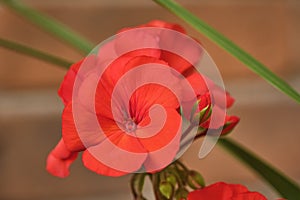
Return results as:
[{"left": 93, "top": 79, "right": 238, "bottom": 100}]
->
[{"left": 124, "top": 119, "right": 137, "bottom": 133}]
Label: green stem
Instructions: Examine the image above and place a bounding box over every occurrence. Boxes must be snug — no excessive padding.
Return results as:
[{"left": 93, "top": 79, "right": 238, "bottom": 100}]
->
[
  {"left": 152, "top": 173, "right": 162, "bottom": 200},
  {"left": 1, "top": 0, "right": 93, "bottom": 54},
  {"left": 130, "top": 174, "right": 139, "bottom": 198},
  {"left": 219, "top": 138, "right": 300, "bottom": 199},
  {"left": 0, "top": 38, "right": 72, "bottom": 68},
  {"left": 131, "top": 173, "right": 147, "bottom": 199},
  {"left": 172, "top": 165, "right": 186, "bottom": 187},
  {"left": 175, "top": 160, "right": 188, "bottom": 172},
  {"left": 153, "top": 0, "right": 300, "bottom": 104}
]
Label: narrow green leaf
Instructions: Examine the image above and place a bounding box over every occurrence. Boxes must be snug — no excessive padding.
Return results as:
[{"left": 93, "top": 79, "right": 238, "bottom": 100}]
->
[
  {"left": 153, "top": 0, "right": 300, "bottom": 104},
  {"left": 0, "top": 38, "right": 72, "bottom": 68},
  {"left": 219, "top": 138, "right": 300, "bottom": 199},
  {"left": 1, "top": 0, "right": 93, "bottom": 54}
]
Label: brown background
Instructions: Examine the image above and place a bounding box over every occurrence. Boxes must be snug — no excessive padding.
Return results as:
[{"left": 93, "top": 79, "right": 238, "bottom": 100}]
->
[{"left": 0, "top": 0, "right": 299, "bottom": 199}]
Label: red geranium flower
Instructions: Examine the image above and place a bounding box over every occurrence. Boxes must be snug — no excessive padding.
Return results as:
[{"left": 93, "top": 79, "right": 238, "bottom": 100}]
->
[
  {"left": 187, "top": 182, "right": 267, "bottom": 200},
  {"left": 46, "top": 20, "right": 239, "bottom": 178}
]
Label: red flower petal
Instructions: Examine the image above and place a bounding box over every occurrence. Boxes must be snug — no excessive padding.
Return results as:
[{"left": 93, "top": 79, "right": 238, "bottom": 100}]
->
[
  {"left": 58, "top": 56, "right": 98, "bottom": 105},
  {"left": 221, "top": 115, "right": 240, "bottom": 135},
  {"left": 96, "top": 84, "right": 181, "bottom": 153},
  {"left": 211, "top": 85, "right": 235, "bottom": 108},
  {"left": 58, "top": 60, "right": 83, "bottom": 105},
  {"left": 93, "top": 116, "right": 148, "bottom": 153},
  {"left": 187, "top": 182, "right": 267, "bottom": 200},
  {"left": 136, "top": 108, "right": 181, "bottom": 152},
  {"left": 46, "top": 138, "right": 78, "bottom": 178},
  {"left": 82, "top": 141, "right": 147, "bottom": 176},
  {"left": 185, "top": 71, "right": 210, "bottom": 96},
  {"left": 188, "top": 182, "right": 233, "bottom": 200},
  {"left": 95, "top": 55, "right": 176, "bottom": 120},
  {"left": 82, "top": 150, "right": 129, "bottom": 177},
  {"left": 159, "top": 39, "right": 202, "bottom": 77},
  {"left": 226, "top": 92, "right": 235, "bottom": 108},
  {"left": 142, "top": 110, "right": 182, "bottom": 172},
  {"left": 114, "top": 32, "right": 161, "bottom": 59},
  {"left": 130, "top": 83, "right": 179, "bottom": 123},
  {"left": 228, "top": 183, "right": 250, "bottom": 194},
  {"left": 233, "top": 192, "right": 268, "bottom": 200},
  {"left": 62, "top": 102, "right": 105, "bottom": 152},
  {"left": 144, "top": 20, "right": 186, "bottom": 34}
]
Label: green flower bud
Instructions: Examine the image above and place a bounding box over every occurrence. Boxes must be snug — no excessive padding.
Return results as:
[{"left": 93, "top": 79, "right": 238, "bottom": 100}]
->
[
  {"left": 159, "top": 181, "right": 174, "bottom": 199},
  {"left": 187, "top": 170, "right": 205, "bottom": 189},
  {"left": 175, "top": 188, "right": 189, "bottom": 200},
  {"left": 166, "top": 174, "right": 177, "bottom": 187}
]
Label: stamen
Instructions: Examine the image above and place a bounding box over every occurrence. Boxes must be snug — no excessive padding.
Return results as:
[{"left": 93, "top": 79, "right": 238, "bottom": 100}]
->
[{"left": 124, "top": 119, "right": 137, "bottom": 133}]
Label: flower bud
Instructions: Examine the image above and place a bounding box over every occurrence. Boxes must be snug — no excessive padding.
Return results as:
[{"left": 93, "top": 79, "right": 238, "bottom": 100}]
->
[
  {"left": 159, "top": 181, "right": 174, "bottom": 199},
  {"left": 192, "top": 93, "right": 212, "bottom": 124},
  {"left": 187, "top": 170, "right": 205, "bottom": 189},
  {"left": 166, "top": 174, "right": 177, "bottom": 187},
  {"left": 175, "top": 188, "right": 189, "bottom": 200},
  {"left": 221, "top": 116, "right": 240, "bottom": 135}
]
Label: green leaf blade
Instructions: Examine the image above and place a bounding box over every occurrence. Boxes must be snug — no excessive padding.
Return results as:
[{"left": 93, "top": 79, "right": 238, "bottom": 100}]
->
[
  {"left": 0, "top": 37, "right": 73, "bottom": 68},
  {"left": 219, "top": 138, "right": 300, "bottom": 199},
  {"left": 153, "top": 0, "right": 300, "bottom": 104},
  {"left": 1, "top": 0, "right": 93, "bottom": 54}
]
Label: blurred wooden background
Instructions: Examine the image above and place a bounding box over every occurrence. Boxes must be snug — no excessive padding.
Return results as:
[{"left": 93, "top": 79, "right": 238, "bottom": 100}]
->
[{"left": 0, "top": 0, "right": 299, "bottom": 199}]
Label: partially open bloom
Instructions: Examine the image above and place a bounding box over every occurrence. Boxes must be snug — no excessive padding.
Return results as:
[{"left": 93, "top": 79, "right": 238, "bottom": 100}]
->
[
  {"left": 46, "top": 20, "right": 239, "bottom": 178},
  {"left": 195, "top": 90, "right": 239, "bottom": 135},
  {"left": 187, "top": 182, "right": 267, "bottom": 200}
]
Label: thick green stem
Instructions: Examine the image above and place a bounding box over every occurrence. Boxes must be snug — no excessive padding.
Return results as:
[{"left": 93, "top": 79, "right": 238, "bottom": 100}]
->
[
  {"left": 153, "top": 0, "right": 300, "bottom": 104},
  {"left": 219, "top": 138, "right": 300, "bottom": 199},
  {"left": 0, "top": 38, "right": 73, "bottom": 68},
  {"left": 1, "top": 0, "right": 93, "bottom": 54}
]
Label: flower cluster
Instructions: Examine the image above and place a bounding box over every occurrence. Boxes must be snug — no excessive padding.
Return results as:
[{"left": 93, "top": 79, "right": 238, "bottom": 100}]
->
[{"left": 46, "top": 20, "right": 245, "bottom": 199}]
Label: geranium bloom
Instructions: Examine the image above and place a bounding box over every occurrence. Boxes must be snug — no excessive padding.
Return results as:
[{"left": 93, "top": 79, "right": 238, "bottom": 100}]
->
[
  {"left": 46, "top": 20, "right": 239, "bottom": 178},
  {"left": 187, "top": 182, "right": 267, "bottom": 200}
]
